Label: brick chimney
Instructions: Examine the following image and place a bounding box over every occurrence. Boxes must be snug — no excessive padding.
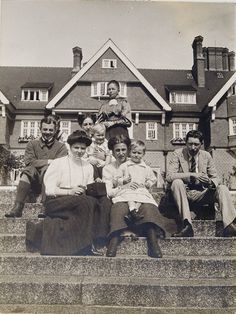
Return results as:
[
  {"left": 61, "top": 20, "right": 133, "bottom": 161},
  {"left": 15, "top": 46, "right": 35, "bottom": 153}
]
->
[
  {"left": 71, "top": 46, "right": 83, "bottom": 77},
  {"left": 207, "top": 47, "right": 217, "bottom": 70},
  {"left": 215, "top": 47, "right": 223, "bottom": 70},
  {"left": 192, "top": 35, "right": 205, "bottom": 87},
  {"left": 228, "top": 51, "right": 235, "bottom": 71},
  {"left": 222, "top": 48, "right": 229, "bottom": 71}
]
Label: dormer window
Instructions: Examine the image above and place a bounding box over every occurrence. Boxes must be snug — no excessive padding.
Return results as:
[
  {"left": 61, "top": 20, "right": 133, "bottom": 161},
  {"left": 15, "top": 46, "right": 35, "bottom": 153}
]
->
[
  {"left": 166, "top": 85, "right": 197, "bottom": 104},
  {"left": 91, "top": 81, "right": 127, "bottom": 98},
  {"left": 21, "top": 82, "right": 53, "bottom": 102},
  {"left": 102, "top": 59, "right": 117, "bottom": 69}
]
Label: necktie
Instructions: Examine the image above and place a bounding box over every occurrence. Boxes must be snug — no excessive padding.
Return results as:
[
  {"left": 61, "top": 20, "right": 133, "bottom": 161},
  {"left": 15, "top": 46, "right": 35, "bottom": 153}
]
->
[{"left": 190, "top": 157, "right": 196, "bottom": 173}]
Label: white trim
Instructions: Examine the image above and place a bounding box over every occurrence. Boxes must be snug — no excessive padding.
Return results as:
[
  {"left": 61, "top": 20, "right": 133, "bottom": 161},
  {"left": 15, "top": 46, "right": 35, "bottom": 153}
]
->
[
  {"left": 208, "top": 72, "right": 236, "bottom": 107},
  {"left": 146, "top": 122, "right": 158, "bottom": 140},
  {"left": 46, "top": 39, "right": 171, "bottom": 111},
  {"left": 0, "top": 91, "right": 10, "bottom": 105},
  {"left": 0, "top": 105, "right": 6, "bottom": 117},
  {"left": 229, "top": 118, "right": 236, "bottom": 136}
]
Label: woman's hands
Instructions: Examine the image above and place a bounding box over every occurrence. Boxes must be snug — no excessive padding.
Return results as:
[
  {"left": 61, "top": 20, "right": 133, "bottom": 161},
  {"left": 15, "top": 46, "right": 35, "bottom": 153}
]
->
[{"left": 69, "top": 185, "right": 86, "bottom": 195}]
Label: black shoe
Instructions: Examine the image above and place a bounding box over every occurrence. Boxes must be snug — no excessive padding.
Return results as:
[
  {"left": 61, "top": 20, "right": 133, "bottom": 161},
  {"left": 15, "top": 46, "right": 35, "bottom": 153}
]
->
[
  {"left": 89, "top": 244, "right": 104, "bottom": 256},
  {"left": 5, "top": 202, "right": 24, "bottom": 218},
  {"left": 172, "top": 223, "right": 194, "bottom": 237},
  {"left": 38, "top": 212, "right": 46, "bottom": 219},
  {"left": 131, "top": 210, "right": 144, "bottom": 222},
  {"left": 106, "top": 236, "right": 120, "bottom": 257},
  {"left": 124, "top": 212, "right": 134, "bottom": 225},
  {"left": 223, "top": 223, "right": 236, "bottom": 237}
]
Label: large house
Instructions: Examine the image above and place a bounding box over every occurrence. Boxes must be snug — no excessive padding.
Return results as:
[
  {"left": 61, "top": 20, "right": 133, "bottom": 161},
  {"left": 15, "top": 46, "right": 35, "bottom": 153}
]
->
[{"left": 0, "top": 35, "right": 235, "bottom": 187}]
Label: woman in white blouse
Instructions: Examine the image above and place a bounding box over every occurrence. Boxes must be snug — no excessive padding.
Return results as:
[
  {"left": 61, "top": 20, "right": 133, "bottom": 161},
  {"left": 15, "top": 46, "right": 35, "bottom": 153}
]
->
[{"left": 26, "top": 130, "right": 110, "bottom": 255}]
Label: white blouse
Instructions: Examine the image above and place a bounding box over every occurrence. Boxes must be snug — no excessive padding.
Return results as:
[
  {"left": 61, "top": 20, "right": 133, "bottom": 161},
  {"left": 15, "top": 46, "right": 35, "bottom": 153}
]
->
[{"left": 44, "top": 155, "right": 94, "bottom": 196}]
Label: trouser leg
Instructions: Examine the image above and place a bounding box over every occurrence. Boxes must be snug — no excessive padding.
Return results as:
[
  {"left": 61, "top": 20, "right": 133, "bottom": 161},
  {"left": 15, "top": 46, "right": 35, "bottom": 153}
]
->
[
  {"left": 171, "top": 179, "right": 192, "bottom": 224},
  {"left": 216, "top": 185, "right": 236, "bottom": 228}
]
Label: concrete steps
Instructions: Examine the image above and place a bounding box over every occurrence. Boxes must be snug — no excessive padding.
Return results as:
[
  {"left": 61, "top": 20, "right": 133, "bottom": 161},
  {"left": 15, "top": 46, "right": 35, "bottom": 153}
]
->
[
  {"left": 0, "top": 187, "right": 235, "bottom": 313},
  {"left": 0, "top": 275, "right": 235, "bottom": 308},
  {"left": 0, "top": 254, "right": 235, "bottom": 278},
  {"left": 0, "top": 216, "right": 220, "bottom": 237},
  {"left": 1, "top": 235, "right": 235, "bottom": 256},
  {"left": 0, "top": 304, "right": 235, "bottom": 314}
]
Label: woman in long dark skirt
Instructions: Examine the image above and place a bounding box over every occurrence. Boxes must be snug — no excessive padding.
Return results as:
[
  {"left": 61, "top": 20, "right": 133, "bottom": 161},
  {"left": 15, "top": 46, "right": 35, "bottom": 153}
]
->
[
  {"left": 103, "top": 135, "right": 169, "bottom": 258},
  {"left": 26, "top": 130, "right": 110, "bottom": 255}
]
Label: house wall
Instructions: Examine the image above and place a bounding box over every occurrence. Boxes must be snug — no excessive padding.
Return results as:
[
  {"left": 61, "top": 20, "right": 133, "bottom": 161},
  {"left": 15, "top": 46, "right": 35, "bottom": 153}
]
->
[
  {"left": 210, "top": 118, "right": 229, "bottom": 147},
  {"left": 80, "top": 49, "right": 139, "bottom": 83}
]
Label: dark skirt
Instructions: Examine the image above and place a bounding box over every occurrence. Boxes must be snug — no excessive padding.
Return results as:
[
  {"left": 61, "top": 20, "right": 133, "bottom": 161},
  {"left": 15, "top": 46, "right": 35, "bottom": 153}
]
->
[
  {"left": 109, "top": 202, "right": 177, "bottom": 238},
  {"left": 26, "top": 194, "right": 111, "bottom": 255}
]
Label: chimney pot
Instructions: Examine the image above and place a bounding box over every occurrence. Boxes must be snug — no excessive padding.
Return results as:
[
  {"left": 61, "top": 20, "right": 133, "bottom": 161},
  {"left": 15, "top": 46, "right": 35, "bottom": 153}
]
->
[
  {"left": 228, "top": 51, "right": 235, "bottom": 71},
  {"left": 72, "top": 46, "right": 83, "bottom": 76}
]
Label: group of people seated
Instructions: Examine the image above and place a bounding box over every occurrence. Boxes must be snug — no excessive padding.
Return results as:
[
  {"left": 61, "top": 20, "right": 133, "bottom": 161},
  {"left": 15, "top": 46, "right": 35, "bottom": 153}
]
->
[{"left": 5, "top": 80, "right": 236, "bottom": 259}]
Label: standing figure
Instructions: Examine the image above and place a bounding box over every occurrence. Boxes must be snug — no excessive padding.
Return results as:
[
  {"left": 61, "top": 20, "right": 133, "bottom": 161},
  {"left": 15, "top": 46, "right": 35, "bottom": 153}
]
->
[
  {"left": 97, "top": 80, "right": 132, "bottom": 139},
  {"left": 5, "top": 116, "right": 68, "bottom": 218},
  {"left": 166, "top": 130, "right": 236, "bottom": 237}
]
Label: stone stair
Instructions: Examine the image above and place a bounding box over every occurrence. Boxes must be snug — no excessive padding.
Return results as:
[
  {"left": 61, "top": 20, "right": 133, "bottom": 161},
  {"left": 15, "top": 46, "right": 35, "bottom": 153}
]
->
[{"left": 0, "top": 188, "right": 235, "bottom": 313}]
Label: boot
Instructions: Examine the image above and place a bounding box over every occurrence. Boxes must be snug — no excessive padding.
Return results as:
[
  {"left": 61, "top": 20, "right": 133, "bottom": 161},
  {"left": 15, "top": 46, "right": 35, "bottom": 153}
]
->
[
  {"left": 147, "top": 226, "right": 162, "bottom": 258},
  {"left": 5, "top": 202, "right": 24, "bottom": 218},
  {"left": 172, "top": 219, "right": 194, "bottom": 237},
  {"left": 223, "top": 222, "right": 236, "bottom": 237},
  {"left": 106, "top": 235, "right": 120, "bottom": 257}
]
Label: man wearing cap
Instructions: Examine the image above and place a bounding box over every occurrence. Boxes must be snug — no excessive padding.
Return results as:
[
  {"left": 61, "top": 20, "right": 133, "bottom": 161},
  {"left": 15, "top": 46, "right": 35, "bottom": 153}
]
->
[
  {"left": 166, "top": 130, "right": 236, "bottom": 237},
  {"left": 5, "top": 116, "right": 68, "bottom": 218}
]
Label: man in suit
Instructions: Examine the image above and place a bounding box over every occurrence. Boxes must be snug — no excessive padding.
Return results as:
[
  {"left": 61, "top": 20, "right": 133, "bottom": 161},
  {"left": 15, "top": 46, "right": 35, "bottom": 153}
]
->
[
  {"left": 5, "top": 116, "right": 68, "bottom": 218},
  {"left": 166, "top": 130, "right": 236, "bottom": 237}
]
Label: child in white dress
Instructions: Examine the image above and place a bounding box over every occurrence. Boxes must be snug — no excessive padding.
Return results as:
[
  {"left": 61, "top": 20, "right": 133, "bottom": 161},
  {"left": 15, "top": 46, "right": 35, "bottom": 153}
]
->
[
  {"left": 85, "top": 124, "right": 112, "bottom": 178},
  {"left": 112, "top": 140, "right": 158, "bottom": 224}
]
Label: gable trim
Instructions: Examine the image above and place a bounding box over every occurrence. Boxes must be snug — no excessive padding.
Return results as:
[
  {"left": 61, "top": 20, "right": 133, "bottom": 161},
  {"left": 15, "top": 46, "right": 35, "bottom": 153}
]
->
[
  {"left": 208, "top": 72, "right": 236, "bottom": 107},
  {"left": 46, "top": 39, "right": 171, "bottom": 111},
  {"left": 0, "top": 90, "right": 10, "bottom": 105}
]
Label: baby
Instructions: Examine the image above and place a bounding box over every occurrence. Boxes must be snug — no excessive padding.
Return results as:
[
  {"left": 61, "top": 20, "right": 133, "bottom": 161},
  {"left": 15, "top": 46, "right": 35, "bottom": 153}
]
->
[
  {"left": 113, "top": 140, "right": 158, "bottom": 224},
  {"left": 85, "top": 123, "right": 112, "bottom": 178}
]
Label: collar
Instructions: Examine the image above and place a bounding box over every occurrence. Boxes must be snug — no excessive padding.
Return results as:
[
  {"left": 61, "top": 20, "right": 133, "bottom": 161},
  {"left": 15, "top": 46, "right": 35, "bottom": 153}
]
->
[
  {"left": 127, "top": 160, "right": 147, "bottom": 168},
  {"left": 40, "top": 136, "right": 56, "bottom": 148}
]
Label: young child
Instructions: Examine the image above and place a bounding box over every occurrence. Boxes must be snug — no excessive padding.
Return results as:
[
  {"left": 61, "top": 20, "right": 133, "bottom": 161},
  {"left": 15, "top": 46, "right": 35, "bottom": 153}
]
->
[
  {"left": 112, "top": 140, "right": 158, "bottom": 224},
  {"left": 85, "top": 123, "right": 112, "bottom": 178}
]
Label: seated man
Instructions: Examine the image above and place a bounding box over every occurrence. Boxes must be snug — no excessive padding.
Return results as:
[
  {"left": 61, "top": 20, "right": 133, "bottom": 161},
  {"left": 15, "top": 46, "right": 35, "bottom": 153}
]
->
[
  {"left": 5, "top": 116, "right": 68, "bottom": 218},
  {"left": 166, "top": 130, "right": 236, "bottom": 237}
]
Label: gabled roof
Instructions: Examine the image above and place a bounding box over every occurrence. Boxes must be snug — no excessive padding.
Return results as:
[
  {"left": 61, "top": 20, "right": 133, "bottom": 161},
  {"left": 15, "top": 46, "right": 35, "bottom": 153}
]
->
[
  {"left": 0, "top": 66, "right": 72, "bottom": 110},
  {"left": 139, "top": 68, "right": 235, "bottom": 112},
  {"left": 21, "top": 82, "right": 54, "bottom": 89},
  {"left": 46, "top": 39, "right": 171, "bottom": 111},
  {"left": 0, "top": 91, "right": 10, "bottom": 105}
]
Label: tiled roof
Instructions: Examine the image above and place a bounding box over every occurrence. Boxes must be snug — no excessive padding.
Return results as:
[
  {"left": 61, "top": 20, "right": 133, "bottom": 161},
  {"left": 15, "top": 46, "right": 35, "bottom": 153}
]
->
[
  {"left": 0, "top": 66, "right": 72, "bottom": 110},
  {"left": 139, "top": 68, "right": 235, "bottom": 112},
  {"left": 21, "top": 82, "right": 54, "bottom": 89},
  {"left": 0, "top": 66, "right": 235, "bottom": 113}
]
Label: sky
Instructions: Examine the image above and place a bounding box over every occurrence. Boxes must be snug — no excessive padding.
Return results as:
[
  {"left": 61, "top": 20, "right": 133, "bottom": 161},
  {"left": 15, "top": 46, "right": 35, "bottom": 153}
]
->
[{"left": 0, "top": 0, "right": 235, "bottom": 70}]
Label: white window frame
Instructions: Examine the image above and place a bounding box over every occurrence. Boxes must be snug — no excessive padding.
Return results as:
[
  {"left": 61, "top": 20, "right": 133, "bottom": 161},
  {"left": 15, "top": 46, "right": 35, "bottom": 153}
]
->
[
  {"left": 229, "top": 118, "right": 236, "bottom": 135},
  {"left": 102, "top": 59, "right": 117, "bottom": 69},
  {"left": 146, "top": 122, "right": 158, "bottom": 140},
  {"left": 91, "top": 82, "right": 127, "bottom": 98},
  {"left": 20, "top": 120, "right": 41, "bottom": 138},
  {"left": 21, "top": 89, "right": 49, "bottom": 101},
  {"left": 170, "top": 91, "right": 196, "bottom": 104},
  {"left": 60, "top": 120, "right": 71, "bottom": 137},
  {"left": 173, "top": 123, "right": 196, "bottom": 139}
]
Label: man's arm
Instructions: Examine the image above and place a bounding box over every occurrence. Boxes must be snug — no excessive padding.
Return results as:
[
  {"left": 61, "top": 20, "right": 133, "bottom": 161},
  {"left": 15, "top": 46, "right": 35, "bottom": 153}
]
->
[{"left": 166, "top": 150, "right": 192, "bottom": 184}]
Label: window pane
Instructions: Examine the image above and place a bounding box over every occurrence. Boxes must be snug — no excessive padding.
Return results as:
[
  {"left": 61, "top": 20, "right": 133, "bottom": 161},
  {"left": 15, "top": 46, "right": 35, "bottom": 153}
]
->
[
  {"left": 30, "top": 91, "right": 34, "bottom": 100},
  {"left": 24, "top": 91, "right": 28, "bottom": 100}
]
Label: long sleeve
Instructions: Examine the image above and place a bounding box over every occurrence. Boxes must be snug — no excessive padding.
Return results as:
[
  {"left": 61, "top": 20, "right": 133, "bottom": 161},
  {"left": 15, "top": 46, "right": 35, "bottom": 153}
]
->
[
  {"left": 145, "top": 166, "right": 157, "bottom": 188},
  {"left": 44, "top": 158, "right": 62, "bottom": 196},
  {"left": 102, "top": 163, "right": 121, "bottom": 198},
  {"left": 24, "top": 141, "right": 48, "bottom": 168}
]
